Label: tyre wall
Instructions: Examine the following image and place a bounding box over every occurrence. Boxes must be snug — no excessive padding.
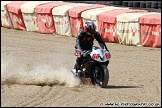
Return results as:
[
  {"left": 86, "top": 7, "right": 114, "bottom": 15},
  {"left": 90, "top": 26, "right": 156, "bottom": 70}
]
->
[
  {"left": 64, "top": 1, "right": 161, "bottom": 13},
  {"left": 1, "top": 1, "right": 161, "bottom": 48}
]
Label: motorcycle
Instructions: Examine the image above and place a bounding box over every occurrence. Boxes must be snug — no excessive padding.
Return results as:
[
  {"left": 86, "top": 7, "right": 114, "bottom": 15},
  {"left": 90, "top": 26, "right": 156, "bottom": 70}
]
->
[{"left": 71, "top": 46, "right": 111, "bottom": 88}]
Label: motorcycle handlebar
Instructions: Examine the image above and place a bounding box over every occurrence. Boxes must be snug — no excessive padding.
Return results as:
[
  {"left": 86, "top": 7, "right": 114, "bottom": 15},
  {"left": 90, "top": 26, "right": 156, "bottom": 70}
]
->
[{"left": 81, "top": 50, "right": 92, "bottom": 57}]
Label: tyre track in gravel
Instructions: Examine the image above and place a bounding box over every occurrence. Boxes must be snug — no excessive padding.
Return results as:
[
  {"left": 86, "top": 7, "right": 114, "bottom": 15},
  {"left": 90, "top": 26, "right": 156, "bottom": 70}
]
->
[{"left": 16, "top": 86, "right": 53, "bottom": 107}]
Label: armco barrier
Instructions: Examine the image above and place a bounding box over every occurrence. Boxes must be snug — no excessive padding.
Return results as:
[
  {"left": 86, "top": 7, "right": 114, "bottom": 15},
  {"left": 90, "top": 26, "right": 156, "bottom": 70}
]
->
[
  {"left": 68, "top": 4, "right": 106, "bottom": 37},
  {"left": 116, "top": 12, "right": 158, "bottom": 46},
  {"left": 1, "top": 1, "right": 161, "bottom": 48},
  {"left": 139, "top": 13, "right": 161, "bottom": 48},
  {"left": 20, "top": 1, "right": 52, "bottom": 32},
  {"left": 6, "top": 1, "right": 28, "bottom": 30},
  {"left": 81, "top": 6, "right": 129, "bottom": 32},
  {"left": 35, "top": 1, "right": 71, "bottom": 34},
  {"left": 52, "top": 3, "right": 91, "bottom": 36},
  {"left": 98, "top": 9, "right": 148, "bottom": 43},
  {"left": 1, "top": 1, "right": 13, "bottom": 29}
]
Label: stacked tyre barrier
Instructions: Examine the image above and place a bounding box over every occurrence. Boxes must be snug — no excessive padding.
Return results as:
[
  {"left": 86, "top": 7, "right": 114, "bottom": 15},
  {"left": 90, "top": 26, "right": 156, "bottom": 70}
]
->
[
  {"left": 66, "top": 1, "right": 161, "bottom": 12},
  {"left": 1, "top": 1, "right": 161, "bottom": 48}
]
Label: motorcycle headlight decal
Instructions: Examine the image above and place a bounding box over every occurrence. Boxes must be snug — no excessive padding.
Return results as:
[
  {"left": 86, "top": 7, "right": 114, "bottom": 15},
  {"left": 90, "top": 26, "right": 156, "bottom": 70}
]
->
[{"left": 105, "top": 52, "right": 111, "bottom": 59}]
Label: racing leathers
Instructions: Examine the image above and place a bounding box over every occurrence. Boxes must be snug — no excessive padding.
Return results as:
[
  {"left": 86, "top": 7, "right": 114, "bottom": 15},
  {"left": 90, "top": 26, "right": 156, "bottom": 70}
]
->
[{"left": 75, "top": 28, "right": 109, "bottom": 71}]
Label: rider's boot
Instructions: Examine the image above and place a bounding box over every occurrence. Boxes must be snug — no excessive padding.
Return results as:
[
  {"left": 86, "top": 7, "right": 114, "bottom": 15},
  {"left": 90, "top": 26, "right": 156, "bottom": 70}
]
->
[{"left": 75, "top": 64, "right": 81, "bottom": 76}]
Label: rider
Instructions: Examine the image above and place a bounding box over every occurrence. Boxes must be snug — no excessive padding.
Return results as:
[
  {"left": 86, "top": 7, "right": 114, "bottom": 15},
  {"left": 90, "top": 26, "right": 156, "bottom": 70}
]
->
[{"left": 74, "top": 20, "right": 109, "bottom": 74}]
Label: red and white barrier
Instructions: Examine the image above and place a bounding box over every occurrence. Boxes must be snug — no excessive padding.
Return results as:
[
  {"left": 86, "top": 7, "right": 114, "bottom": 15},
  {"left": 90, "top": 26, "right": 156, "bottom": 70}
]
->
[
  {"left": 6, "top": 1, "right": 28, "bottom": 30},
  {"left": 20, "top": 1, "right": 51, "bottom": 32},
  {"left": 35, "top": 1, "right": 70, "bottom": 34},
  {"left": 1, "top": 1, "right": 13, "bottom": 28},
  {"left": 81, "top": 6, "right": 129, "bottom": 32},
  {"left": 116, "top": 12, "right": 158, "bottom": 46},
  {"left": 52, "top": 3, "right": 91, "bottom": 36},
  {"left": 68, "top": 4, "right": 106, "bottom": 37},
  {"left": 98, "top": 9, "right": 148, "bottom": 43},
  {"left": 139, "top": 13, "right": 161, "bottom": 48},
  {"left": 1, "top": 1, "right": 161, "bottom": 48}
]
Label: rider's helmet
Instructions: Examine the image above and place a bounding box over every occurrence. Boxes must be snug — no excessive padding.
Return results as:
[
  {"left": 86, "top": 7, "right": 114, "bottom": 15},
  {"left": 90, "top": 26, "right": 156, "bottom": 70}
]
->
[{"left": 83, "top": 21, "right": 96, "bottom": 34}]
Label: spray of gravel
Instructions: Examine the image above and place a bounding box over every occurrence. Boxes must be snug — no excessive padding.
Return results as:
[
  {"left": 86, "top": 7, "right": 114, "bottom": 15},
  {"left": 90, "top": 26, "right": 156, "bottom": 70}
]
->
[{"left": 1, "top": 53, "right": 81, "bottom": 87}]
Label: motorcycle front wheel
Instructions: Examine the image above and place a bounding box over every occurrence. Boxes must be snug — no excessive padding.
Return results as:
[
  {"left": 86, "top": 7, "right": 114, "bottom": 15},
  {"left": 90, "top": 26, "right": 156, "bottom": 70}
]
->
[{"left": 91, "top": 64, "right": 109, "bottom": 88}]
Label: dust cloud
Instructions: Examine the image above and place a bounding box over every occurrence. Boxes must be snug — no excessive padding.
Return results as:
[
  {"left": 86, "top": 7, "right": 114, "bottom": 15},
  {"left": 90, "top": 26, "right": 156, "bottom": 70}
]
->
[{"left": 1, "top": 53, "right": 81, "bottom": 87}]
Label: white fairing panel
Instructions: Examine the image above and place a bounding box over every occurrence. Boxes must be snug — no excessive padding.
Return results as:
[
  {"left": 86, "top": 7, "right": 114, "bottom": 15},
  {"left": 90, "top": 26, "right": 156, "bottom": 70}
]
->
[{"left": 90, "top": 46, "right": 111, "bottom": 62}]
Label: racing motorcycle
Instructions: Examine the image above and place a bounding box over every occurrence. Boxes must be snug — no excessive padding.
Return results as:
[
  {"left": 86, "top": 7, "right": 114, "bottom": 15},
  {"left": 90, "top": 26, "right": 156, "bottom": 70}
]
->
[{"left": 71, "top": 46, "right": 111, "bottom": 88}]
